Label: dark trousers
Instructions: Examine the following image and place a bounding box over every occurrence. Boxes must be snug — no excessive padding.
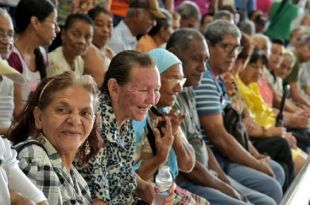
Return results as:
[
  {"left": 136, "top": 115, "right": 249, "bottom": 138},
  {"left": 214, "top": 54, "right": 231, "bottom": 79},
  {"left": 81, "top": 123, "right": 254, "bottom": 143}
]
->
[{"left": 251, "top": 136, "right": 294, "bottom": 192}]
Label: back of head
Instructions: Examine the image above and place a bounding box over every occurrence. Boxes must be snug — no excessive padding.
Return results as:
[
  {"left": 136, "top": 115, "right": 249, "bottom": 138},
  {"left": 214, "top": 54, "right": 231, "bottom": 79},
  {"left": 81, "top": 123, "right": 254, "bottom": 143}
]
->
[
  {"left": 213, "top": 10, "right": 234, "bottom": 23},
  {"left": 15, "top": 0, "right": 55, "bottom": 34},
  {"left": 176, "top": 1, "right": 201, "bottom": 20},
  {"left": 204, "top": 19, "right": 241, "bottom": 44},
  {"left": 238, "top": 19, "right": 255, "bottom": 36},
  {"left": 64, "top": 13, "right": 94, "bottom": 31},
  {"left": 166, "top": 28, "right": 204, "bottom": 51},
  {"left": 102, "top": 50, "right": 155, "bottom": 94}
]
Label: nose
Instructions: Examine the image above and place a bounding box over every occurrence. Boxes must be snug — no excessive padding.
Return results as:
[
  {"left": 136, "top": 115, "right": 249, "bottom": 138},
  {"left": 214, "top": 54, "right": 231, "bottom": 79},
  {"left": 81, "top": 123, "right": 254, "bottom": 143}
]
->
[
  {"left": 67, "top": 112, "right": 82, "bottom": 126},
  {"left": 173, "top": 82, "right": 182, "bottom": 93},
  {"left": 55, "top": 25, "right": 61, "bottom": 33},
  {"left": 197, "top": 61, "right": 206, "bottom": 73},
  {"left": 0, "top": 35, "right": 12, "bottom": 45},
  {"left": 145, "top": 90, "right": 160, "bottom": 106}
]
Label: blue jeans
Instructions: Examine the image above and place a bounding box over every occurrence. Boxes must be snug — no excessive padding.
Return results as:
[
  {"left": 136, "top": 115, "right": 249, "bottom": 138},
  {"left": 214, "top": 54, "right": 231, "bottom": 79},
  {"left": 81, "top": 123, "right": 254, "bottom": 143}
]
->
[
  {"left": 215, "top": 153, "right": 284, "bottom": 204},
  {"left": 178, "top": 180, "right": 252, "bottom": 205},
  {"left": 177, "top": 176, "right": 277, "bottom": 205}
]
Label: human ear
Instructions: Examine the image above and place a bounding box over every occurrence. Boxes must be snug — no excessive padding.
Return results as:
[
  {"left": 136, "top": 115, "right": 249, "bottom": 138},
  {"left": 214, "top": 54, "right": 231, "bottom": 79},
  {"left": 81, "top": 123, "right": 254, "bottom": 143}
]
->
[
  {"left": 108, "top": 78, "right": 120, "bottom": 102},
  {"left": 33, "top": 106, "right": 43, "bottom": 130}
]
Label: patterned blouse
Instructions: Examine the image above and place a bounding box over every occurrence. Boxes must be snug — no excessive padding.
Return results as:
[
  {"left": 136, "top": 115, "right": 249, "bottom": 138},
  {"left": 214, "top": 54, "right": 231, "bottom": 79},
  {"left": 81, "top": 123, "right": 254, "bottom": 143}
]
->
[
  {"left": 15, "top": 137, "right": 92, "bottom": 205},
  {"left": 77, "top": 94, "right": 137, "bottom": 204}
]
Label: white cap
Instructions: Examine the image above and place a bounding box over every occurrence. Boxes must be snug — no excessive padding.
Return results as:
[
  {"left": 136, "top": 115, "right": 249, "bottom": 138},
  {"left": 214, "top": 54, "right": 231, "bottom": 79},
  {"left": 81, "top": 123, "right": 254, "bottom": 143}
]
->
[{"left": 0, "top": 59, "right": 25, "bottom": 84}]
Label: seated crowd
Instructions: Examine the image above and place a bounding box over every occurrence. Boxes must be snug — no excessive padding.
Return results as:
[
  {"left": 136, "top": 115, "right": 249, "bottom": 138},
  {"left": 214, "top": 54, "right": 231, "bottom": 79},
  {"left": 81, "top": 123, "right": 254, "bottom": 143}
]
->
[{"left": 0, "top": 0, "right": 310, "bottom": 205}]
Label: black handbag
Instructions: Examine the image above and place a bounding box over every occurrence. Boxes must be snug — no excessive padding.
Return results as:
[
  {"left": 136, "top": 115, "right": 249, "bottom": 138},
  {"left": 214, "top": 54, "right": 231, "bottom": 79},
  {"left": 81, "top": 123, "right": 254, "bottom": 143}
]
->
[{"left": 223, "top": 104, "right": 249, "bottom": 151}]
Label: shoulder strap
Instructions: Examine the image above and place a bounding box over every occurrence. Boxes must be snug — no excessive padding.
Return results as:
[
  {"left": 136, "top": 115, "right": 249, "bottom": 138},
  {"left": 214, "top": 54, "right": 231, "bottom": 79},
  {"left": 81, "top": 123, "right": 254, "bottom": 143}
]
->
[{"left": 14, "top": 140, "right": 48, "bottom": 155}]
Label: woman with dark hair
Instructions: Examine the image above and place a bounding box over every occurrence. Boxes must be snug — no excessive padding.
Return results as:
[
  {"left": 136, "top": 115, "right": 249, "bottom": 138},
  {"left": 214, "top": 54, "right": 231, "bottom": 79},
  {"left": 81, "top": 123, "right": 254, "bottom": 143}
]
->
[
  {"left": 9, "top": 71, "right": 100, "bottom": 204},
  {"left": 82, "top": 6, "right": 114, "bottom": 87},
  {"left": 88, "top": 6, "right": 115, "bottom": 62},
  {"left": 77, "top": 50, "right": 175, "bottom": 205},
  {"left": 8, "top": 0, "right": 59, "bottom": 119},
  {"left": 47, "top": 13, "right": 94, "bottom": 78}
]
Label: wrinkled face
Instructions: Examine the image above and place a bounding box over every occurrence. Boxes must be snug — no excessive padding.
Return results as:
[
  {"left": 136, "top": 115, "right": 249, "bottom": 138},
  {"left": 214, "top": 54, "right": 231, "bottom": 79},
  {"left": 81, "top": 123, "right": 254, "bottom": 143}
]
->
[
  {"left": 34, "top": 86, "right": 95, "bottom": 155},
  {"left": 0, "top": 14, "right": 14, "bottom": 59},
  {"left": 37, "top": 10, "right": 59, "bottom": 46},
  {"left": 137, "top": 9, "right": 156, "bottom": 35},
  {"left": 157, "top": 64, "right": 184, "bottom": 108},
  {"left": 244, "top": 58, "right": 265, "bottom": 83},
  {"left": 116, "top": 66, "right": 161, "bottom": 121},
  {"left": 268, "top": 43, "right": 284, "bottom": 71},
  {"left": 180, "top": 16, "right": 200, "bottom": 29},
  {"left": 297, "top": 41, "right": 310, "bottom": 62},
  {"left": 177, "top": 37, "right": 209, "bottom": 87},
  {"left": 275, "top": 56, "right": 294, "bottom": 79},
  {"left": 62, "top": 19, "right": 94, "bottom": 57},
  {"left": 93, "top": 12, "right": 113, "bottom": 48},
  {"left": 209, "top": 34, "right": 241, "bottom": 74}
]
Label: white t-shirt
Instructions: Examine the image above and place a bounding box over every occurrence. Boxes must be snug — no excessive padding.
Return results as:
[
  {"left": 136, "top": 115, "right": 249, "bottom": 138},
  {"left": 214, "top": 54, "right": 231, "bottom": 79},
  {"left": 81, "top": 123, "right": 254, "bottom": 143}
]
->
[{"left": 0, "top": 137, "right": 46, "bottom": 205}]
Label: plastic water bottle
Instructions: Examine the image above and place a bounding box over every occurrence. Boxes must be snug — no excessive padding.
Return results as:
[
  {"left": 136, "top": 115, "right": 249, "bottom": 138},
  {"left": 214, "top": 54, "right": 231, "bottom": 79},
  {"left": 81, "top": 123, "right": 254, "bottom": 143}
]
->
[{"left": 152, "top": 165, "right": 173, "bottom": 205}]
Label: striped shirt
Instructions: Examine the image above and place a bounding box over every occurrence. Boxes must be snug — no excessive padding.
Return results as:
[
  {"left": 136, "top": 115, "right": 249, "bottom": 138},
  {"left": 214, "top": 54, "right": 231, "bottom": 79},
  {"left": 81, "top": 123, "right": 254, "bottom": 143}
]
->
[{"left": 195, "top": 69, "right": 229, "bottom": 116}]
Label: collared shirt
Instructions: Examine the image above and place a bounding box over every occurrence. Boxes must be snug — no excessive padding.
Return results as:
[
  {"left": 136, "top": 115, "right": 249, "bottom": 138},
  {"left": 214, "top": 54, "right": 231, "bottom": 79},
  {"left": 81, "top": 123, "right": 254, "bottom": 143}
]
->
[
  {"left": 195, "top": 69, "right": 230, "bottom": 117},
  {"left": 77, "top": 94, "right": 137, "bottom": 204},
  {"left": 47, "top": 46, "right": 84, "bottom": 77},
  {"left": 109, "top": 20, "right": 137, "bottom": 54},
  {"left": 173, "top": 87, "right": 209, "bottom": 185},
  {"left": 15, "top": 137, "right": 92, "bottom": 205}
]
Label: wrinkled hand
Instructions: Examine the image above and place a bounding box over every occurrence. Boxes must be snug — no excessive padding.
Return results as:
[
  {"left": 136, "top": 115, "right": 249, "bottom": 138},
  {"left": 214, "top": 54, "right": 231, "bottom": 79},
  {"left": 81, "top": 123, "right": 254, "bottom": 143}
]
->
[
  {"left": 152, "top": 117, "right": 174, "bottom": 163},
  {"left": 288, "top": 114, "right": 309, "bottom": 129},
  {"left": 222, "top": 183, "right": 246, "bottom": 202},
  {"left": 154, "top": 183, "right": 176, "bottom": 205},
  {"left": 222, "top": 72, "right": 237, "bottom": 96},
  {"left": 36, "top": 201, "right": 49, "bottom": 205},
  {"left": 283, "top": 132, "right": 297, "bottom": 149},
  {"left": 10, "top": 192, "right": 33, "bottom": 205},
  {"left": 166, "top": 109, "right": 186, "bottom": 136},
  {"left": 266, "top": 127, "right": 283, "bottom": 137},
  {"left": 257, "top": 160, "right": 275, "bottom": 178},
  {"left": 92, "top": 199, "right": 107, "bottom": 205}
]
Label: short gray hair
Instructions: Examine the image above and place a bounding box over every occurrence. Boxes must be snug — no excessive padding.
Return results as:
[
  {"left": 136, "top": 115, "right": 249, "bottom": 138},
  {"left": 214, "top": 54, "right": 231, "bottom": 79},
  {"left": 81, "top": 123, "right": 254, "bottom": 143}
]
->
[
  {"left": 0, "top": 8, "right": 10, "bottom": 19},
  {"left": 204, "top": 19, "right": 241, "bottom": 44},
  {"left": 238, "top": 19, "right": 255, "bottom": 36},
  {"left": 213, "top": 10, "right": 233, "bottom": 22},
  {"left": 176, "top": 1, "right": 201, "bottom": 20},
  {"left": 166, "top": 28, "right": 204, "bottom": 51}
]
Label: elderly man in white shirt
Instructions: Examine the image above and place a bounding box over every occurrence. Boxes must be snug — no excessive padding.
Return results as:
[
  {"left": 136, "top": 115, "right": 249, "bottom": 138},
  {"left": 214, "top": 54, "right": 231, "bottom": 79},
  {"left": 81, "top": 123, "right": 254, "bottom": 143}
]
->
[{"left": 109, "top": 0, "right": 165, "bottom": 53}]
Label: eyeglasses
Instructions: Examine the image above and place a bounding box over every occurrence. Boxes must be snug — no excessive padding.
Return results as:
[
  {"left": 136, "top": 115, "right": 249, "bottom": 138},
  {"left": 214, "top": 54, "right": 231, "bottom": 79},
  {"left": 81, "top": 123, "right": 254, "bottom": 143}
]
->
[
  {"left": 217, "top": 43, "right": 243, "bottom": 55},
  {"left": 164, "top": 78, "right": 187, "bottom": 87},
  {"left": 0, "top": 31, "right": 14, "bottom": 43}
]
